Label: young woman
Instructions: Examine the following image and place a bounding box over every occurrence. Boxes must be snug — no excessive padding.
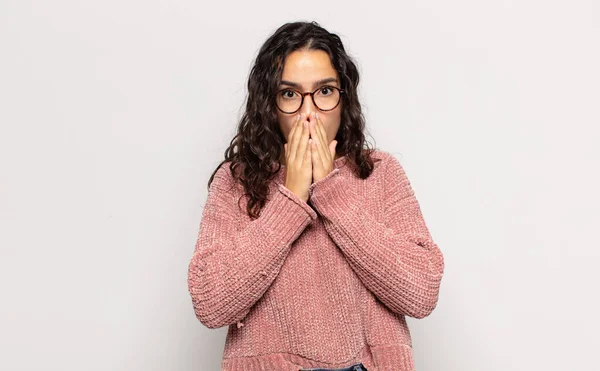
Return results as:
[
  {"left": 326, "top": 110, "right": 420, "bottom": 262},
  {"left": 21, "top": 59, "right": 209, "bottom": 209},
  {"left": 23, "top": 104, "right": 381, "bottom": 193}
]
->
[{"left": 187, "top": 21, "right": 445, "bottom": 371}]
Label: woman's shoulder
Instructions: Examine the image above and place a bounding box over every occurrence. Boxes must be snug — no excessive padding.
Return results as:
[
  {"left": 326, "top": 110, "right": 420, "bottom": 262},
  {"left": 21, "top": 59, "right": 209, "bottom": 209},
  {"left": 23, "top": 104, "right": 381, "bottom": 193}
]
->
[
  {"left": 365, "top": 148, "right": 411, "bottom": 184},
  {"left": 369, "top": 148, "right": 388, "bottom": 162},
  {"left": 209, "top": 161, "right": 243, "bottom": 195},
  {"left": 367, "top": 148, "right": 401, "bottom": 171}
]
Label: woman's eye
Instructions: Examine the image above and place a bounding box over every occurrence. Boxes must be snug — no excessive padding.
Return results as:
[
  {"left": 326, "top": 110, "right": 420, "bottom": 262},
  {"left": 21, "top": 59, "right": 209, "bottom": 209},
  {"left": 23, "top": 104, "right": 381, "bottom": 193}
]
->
[
  {"left": 320, "top": 87, "right": 332, "bottom": 95},
  {"left": 281, "top": 90, "right": 296, "bottom": 99}
]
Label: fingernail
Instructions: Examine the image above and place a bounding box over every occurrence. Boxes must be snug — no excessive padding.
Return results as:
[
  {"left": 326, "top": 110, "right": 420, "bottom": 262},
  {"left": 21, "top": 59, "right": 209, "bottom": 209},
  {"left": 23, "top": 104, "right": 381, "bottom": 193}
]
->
[{"left": 315, "top": 112, "right": 319, "bottom": 119}]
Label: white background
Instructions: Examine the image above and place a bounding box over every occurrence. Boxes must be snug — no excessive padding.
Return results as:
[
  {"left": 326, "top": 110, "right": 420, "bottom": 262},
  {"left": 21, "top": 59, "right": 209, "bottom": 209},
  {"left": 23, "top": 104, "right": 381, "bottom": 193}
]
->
[{"left": 1, "top": 1, "right": 599, "bottom": 370}]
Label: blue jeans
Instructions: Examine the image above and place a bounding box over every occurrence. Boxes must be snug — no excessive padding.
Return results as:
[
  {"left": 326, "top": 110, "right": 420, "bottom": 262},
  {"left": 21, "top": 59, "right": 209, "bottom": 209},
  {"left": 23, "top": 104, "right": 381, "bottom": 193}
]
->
[{"left": 299, "top": 363, "right": 368, "bottom": 371}]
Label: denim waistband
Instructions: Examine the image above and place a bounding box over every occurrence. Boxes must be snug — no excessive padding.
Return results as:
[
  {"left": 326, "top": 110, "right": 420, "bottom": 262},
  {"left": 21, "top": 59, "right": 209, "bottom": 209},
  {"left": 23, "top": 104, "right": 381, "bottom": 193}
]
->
[{"left": 299, "top": 362, "right": 368, "bottom": 371}]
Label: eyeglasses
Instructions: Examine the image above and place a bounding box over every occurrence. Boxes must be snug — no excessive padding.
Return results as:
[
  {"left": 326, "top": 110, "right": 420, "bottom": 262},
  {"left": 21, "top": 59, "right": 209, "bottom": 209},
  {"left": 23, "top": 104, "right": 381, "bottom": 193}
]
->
[{"left": 275, "top": 86, "right": 344, "bottom": 114}]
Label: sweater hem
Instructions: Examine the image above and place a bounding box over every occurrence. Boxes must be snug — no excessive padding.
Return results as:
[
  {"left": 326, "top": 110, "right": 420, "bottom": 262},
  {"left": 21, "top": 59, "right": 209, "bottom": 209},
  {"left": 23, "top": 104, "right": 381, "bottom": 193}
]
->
[{"left": 221, "top": 343, "right": 415, "bottom": 371}]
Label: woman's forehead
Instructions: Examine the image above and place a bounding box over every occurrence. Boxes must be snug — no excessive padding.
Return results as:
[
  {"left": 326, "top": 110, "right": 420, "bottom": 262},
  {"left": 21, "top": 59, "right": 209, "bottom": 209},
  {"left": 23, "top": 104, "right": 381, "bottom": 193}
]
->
[
  {"left": 281, "top": 50, "right": 337, "bottom": 86},
  {"left": 284, "top": 49, "right": 331, "bottom": 65}
]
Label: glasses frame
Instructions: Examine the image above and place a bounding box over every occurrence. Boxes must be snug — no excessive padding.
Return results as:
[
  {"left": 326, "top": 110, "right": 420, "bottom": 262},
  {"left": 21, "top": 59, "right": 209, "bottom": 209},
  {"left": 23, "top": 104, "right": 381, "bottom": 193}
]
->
[{"left": 275, "top": 85, "right": 345, "bottom": 114}]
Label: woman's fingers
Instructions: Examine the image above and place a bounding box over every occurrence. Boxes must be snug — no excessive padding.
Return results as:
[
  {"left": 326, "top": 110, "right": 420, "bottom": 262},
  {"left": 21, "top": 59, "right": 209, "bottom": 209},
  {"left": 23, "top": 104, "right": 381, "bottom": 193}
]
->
[
  {"left": 305, "top": 137, "right": 312, "bottom": 167},
  {"left": 310, "top": 113, "right": 328, "bottom": 167},
  {"left": 288, "top": 113, "right": 302, "bottom": 139},
  {"left": 296, "top": 119, "right": 311, "bottom": 166},
  {"left": 288, "top": 113, "right": 304, "bottom": 162},
  {"left": 315, "top": 113, "right": 329, "bottom": 150}
]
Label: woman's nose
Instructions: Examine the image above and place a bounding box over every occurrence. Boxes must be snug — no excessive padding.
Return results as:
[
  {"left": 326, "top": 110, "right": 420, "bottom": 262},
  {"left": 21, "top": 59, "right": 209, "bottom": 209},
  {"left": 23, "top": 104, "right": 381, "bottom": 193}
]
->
[{"left": 300, "top": 98, "right": 317, "bottom": 119}]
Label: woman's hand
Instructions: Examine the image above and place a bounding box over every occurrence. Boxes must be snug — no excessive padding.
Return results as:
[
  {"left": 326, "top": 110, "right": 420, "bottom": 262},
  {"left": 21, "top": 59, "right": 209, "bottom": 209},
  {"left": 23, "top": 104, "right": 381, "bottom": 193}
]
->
[
  {"left": 283, "top": 113, "right": 313, "bottom": 203},
  {"left": 308, "top": 111, "right": 338, "bottom": 183}
]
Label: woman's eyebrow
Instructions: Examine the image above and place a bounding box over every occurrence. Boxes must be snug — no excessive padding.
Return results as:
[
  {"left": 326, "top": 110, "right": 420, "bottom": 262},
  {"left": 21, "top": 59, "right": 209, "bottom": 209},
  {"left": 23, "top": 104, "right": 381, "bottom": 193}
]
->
[{"left": 280, "top": 77, "right": 339, "bottom": 89}]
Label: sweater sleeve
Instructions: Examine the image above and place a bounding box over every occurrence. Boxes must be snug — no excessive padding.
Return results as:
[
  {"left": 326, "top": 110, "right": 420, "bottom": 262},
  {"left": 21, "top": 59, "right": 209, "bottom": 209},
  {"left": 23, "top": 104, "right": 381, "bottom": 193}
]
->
[
  {"left": 307, "top": 153, "right": 444, "bottom": 319},
  {"left": 187, "top": 164, "right": 318, "bottom": 329}
]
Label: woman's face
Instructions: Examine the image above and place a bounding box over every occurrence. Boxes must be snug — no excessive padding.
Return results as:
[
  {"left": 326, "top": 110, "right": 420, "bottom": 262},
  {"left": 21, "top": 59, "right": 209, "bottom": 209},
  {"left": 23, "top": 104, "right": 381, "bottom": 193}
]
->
[{"left": 276, "top": 49, "right": 342, "bottom": 160}]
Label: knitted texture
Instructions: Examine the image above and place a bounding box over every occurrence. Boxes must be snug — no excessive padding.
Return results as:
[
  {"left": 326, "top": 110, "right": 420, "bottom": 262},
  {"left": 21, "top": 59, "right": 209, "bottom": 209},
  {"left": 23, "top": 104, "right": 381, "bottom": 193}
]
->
[{"left": 187, "top": 149, "right": 445, "bottom": 371}]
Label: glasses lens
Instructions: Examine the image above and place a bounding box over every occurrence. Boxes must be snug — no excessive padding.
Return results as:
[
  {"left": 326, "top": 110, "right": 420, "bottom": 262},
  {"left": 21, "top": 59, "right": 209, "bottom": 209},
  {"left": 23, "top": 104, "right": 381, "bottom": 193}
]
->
[
  {"left": 276, "top": 90, "right": 302, "bottom": 113},
  {"left": 314, "top": 87, "right": 340, "bottom": 110}
]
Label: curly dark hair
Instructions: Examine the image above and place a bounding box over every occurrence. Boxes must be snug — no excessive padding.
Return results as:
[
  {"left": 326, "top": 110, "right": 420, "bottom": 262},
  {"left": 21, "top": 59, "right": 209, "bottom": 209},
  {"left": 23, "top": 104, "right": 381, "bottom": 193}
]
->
[{"left": 207, "top": 21, "right": 377, "bottom": 219}]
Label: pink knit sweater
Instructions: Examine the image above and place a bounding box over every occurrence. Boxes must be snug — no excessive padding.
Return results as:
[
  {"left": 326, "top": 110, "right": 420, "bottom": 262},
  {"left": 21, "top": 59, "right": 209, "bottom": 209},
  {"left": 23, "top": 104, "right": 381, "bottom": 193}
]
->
[{"left": 187, "top": 149, "right": 444, "bottom": 371}]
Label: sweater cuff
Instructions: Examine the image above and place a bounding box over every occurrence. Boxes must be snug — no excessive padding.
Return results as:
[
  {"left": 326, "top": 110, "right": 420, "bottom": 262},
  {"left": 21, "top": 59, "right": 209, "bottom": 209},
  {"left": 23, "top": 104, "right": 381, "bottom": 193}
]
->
[
  {"left": 307, "top": 168, "right": 344, "bottom": 213},
  {"left": 277, "top": 183, "right": 318, "bottom": 221}
]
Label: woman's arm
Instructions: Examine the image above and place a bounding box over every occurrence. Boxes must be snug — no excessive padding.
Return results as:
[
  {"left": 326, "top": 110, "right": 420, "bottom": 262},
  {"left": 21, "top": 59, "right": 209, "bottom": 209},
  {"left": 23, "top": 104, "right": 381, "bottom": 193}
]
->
[
  {"left": 187, "top": 164, "right": 317, "bottom": 329},
  {"left": 308, "top": 152, "right": 445, "bottom": 319}
]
